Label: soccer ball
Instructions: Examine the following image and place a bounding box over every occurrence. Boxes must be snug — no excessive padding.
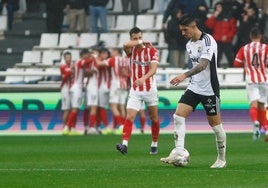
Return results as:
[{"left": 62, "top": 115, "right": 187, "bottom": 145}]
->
[{"left": 171, "top": 148, "right": 190, "bottom": 167}]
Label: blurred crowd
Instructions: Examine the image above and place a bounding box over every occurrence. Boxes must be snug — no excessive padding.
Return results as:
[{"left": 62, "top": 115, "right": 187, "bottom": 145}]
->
[{"left": 2, "top": 0, "right": 268, "bottom": 68}]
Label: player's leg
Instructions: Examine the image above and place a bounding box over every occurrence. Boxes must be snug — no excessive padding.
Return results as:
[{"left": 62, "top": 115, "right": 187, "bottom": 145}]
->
[
  {"left": 202, "top": 95, "right": 226, "bottom": 168},
  {"left": 116, "top": 91, "right": 141, "bottom": 154},
  {"left": 139, "top": 109, "right": 146, "bottom": 133},
  {"left": 147, "top": 105, "right": 159, "bottom": 154},
  {"left": 247, "top": 84, "right": 261, "bottom": 140},
  {"left": 87, "top": 85, "right": 99, "bottom": 134},
  {"left": 61, "top": 90, "right": 71, "bottom": 135}
]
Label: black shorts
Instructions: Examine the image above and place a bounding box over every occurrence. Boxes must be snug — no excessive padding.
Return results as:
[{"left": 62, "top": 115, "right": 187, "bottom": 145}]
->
[{"left": 179, "top": 89, "right": 220, "bottom": 116}]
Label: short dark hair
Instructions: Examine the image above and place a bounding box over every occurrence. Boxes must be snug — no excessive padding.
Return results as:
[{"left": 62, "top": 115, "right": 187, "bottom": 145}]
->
[
  {"left": 63, "top": 51, "right": 71, "bottom": 57},
  {"left": 129, "top": 27, "right": 142, "bottom": 37},
  {"left": 250, "top": 27, "right": 261, "bottom": 38},
  {"left": 178, "top": 13, "right": 196, "bottom": 26},
  {"left": 80, "top": 48, "right": 90, "bottom": 56}
]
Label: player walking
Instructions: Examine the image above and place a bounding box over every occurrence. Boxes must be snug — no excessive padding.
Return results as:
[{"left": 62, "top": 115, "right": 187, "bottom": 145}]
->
[
  {"left": 116, "top": 27, "right": 160, "bottom": 155},
  {"left": 160, "top": 14, "right": 227, "bottom": 168},
  {"left": 233, "top": 27, "right": 268, "bottom": 142}
]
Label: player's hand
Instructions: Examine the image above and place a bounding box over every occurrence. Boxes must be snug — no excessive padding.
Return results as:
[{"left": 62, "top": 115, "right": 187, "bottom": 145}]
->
[
  {"left": 170, "top": 74, "right": 187, "bottom": 86},
  {"left": 143, "top": 40, "right": 152, "bottom": 48},
  {"left": 134, "top": 77, "right": 145, "bottom": 86}
]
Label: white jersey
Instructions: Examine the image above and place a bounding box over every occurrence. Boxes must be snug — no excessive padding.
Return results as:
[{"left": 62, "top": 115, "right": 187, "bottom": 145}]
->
[{"left": 186, "top": 33, "right": 220, "bottom": 97}]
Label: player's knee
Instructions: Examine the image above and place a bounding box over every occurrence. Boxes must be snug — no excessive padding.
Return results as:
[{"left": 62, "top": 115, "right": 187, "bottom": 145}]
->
[{"left": 173, "top": 114, "right": 185, "bottom": 126}]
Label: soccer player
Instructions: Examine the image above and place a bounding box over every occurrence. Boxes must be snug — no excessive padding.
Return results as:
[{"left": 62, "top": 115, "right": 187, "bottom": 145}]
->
[
  {"left": 60, "top": 52, "right": 72, "bottom": 131},
  {"left": 116, "top": 26, "right": 160, "bottom": 155},
  {"left": 160, "top": 14, "right": 227, "bottom": 168},
  {"left": 83, "top": 50, "right": 99, "bottom": 135},
  {"left": 233, "top": 27, "right": 268, "bottom": 142},
  {"left": 62, "top": 48, "right": 91, "bottom": 135}
]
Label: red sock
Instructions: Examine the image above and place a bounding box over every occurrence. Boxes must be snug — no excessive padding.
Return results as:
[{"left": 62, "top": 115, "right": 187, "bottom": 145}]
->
[
  {"left": 89, "top": 114, "right": 96, "bottom": 128},
  {"left": 140, "top": 116, "right": 146, "bottom": 130},
  {"left": 66, "top": 111, "right": 78, "bottom": 128},
  {"left": 258, "top": 109, "right": 268, "bottom": 129},
  {"left": 113, "top": 115, "right": 123, "bottom": 128},
  {"left": 249, "top": 106, "right": 258, "bottom": 122},
  {"left": 122, "top": 119, "right": 133, "bottom": 141},
  {"left": 151, "top": 120, "right": 160, "bottom": 142},
  {"left": 83, "top": 109, "right": 89, "bottom": 127},
  {"left": 99, "top": 107, "right": 108, "bottom": 127}
]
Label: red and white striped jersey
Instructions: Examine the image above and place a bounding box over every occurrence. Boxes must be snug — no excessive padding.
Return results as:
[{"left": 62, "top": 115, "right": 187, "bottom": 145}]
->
[
  {"left": 70, "top": 58, "right": 90, "bottom": 88},
  {"left": 85, "top": 58, "right": 98, "bottom": 86},
  {"left": 106, "top": 55, "right": 130, "bottom": 90},
  {"left": 234, "top": 41, "right": 268, "bottom": 83},
  {"left": 98, "top": 66, "right": 111, "bottom": 89},
  {"left": 60, "top": 63, "right": 72, "bottom": 89},
  {"left": 127, "top": 46, "right": 159, "bottom": 91}
]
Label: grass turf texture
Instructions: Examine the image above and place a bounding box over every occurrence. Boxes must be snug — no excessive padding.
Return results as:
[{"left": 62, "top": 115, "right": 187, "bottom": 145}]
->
[{"left": 0, "top": 133, "right": 267, "bottom": 188}]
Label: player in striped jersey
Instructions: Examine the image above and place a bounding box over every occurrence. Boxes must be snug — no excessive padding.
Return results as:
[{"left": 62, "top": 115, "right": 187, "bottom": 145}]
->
[
  {"left": 160, "top": 14, "right": 227, "bottom": 168},
  {"left": 233, "top": 27, "right": 268, "bottom": 142},
  {"left": 60, "top": 52, "right": 73, "bottom": 132},
  {"left": 116, "top": 27, "right": 160, "bottom": 155}
]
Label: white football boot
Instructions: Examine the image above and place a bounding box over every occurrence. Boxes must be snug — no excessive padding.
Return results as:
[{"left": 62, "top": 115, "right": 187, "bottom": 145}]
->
[{"left": 210, "top": 159, "right": 226, "bottom": 168}]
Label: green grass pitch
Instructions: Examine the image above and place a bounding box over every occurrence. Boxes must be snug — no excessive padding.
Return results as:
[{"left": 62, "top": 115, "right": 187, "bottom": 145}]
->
[{"left": 0, "top": 133, "right": 267, "bottom": 188}]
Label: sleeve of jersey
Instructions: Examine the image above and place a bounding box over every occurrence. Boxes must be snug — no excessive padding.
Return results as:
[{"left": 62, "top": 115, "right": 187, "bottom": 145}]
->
[
  {"left": 150, "top": 47, "right": 159, "bottom": 64},
  {"left": 200, "top": 37, "right": 216, "bottom": 61},
  {"left": 233, "top": 47, "right": 244, "bottom": 67}
]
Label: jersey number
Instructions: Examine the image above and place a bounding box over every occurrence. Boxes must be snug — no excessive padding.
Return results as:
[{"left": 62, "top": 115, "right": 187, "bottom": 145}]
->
[{"left": 251, "top": 53, "right": 259, "bottom": 68}]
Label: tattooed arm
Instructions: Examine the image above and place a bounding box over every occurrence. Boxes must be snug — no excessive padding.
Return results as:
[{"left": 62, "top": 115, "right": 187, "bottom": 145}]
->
[{"left": 170, "top": 58, "right": 209, "bottom": 86}]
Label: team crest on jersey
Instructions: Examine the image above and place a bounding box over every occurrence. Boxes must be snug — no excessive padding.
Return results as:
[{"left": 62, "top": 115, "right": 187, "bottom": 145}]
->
[
  {"left": 198, "top": 47, "right": 202, "bottom": 53},
  {"left": 133, "top": 60, "right": 151, "bottom": 66}
]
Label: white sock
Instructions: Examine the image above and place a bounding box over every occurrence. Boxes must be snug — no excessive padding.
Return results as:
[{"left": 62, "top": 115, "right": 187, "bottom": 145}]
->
[
  {"left": 173, "top": 114, "right": 186, "bottom": 151},
  {"left": 122, "top": 140, "right": 128, "bottom": 146},
  {"left": 212, "top": 124, "right": 226, "bottom": 161},
  {"left": 151, "top": 141, "right": 158, "bottom": 147},
  {"left": 63, "top": 125, "right": 69, "bottom": 131}
]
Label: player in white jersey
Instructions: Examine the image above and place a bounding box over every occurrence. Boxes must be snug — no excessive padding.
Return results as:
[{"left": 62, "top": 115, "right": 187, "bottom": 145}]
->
[{"left": 160, "top": 14, "right": 227, "bottom": 168}]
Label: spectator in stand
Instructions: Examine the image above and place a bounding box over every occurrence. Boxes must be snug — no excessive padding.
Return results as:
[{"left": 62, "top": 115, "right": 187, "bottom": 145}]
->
[
  {"left": 162, "top": 0, "right": 208, "bottom": 30},
  {"left": 88, "top": 0, "right": 109, "bottom": 33},
  {"left": 60, "top": 52, "right": 73, "bottom": 129},
  {"left": 157, "top": 0, "right": 170, "bottom": 15},
  {"left": 45, "top": 0, "right": 68, "bottom": 33},
  {"left": 234, "top": 5, "right": 259, "bottom": 53},
  {"left": 233, "top": 27, "right": 268, "bottom": 142},
  {"left": 121, "top": 0, "right": 138, "bottom": 14},
  {"left": 256, "top": 0, "right": 268, "bottom": 14},
  {"left": 241, "top": 0, "right": 259, "bottom": 19},
  {"left": 164, "top": 8, "right": 187, "bottom": 68},
  {"left": 66, "top": 0, "right": 87, "bottom": 33},
  {"left": 0, "top": 0, "right": 19, "bottom": 30},
  {"left": 206, "top": 2, "right": 237, "bottom": 67},
  {"left": 220, "top": 0, "right": 243, "bottom": 21},
  {"left": 259, "top": 9, "right": 268, "bottom": 43}
]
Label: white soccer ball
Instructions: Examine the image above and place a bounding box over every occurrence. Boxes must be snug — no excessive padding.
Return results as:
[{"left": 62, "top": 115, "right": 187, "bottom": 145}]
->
[{"left": 171, "top": 148, "right": 190, "bottom": 167}]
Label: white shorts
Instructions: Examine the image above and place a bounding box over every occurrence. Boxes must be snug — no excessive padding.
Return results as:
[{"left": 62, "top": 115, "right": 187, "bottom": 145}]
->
[
  {"left": 126, "top": 89, "right": 158, "bottom": 111},
  {"left": 98, "top": 86, "right": 110, "bottom": 108},
  {"left": 61, "top": 89, "right": 71, "bottom": 110},
  {"left": 109, "top": 86, "right": 128, "bottom": 105},
  {"left": 70, "top": 84, "right": 83, "bottom": 108},
  {"left": 246, "top": 83, "right": 268, "bottom": 103},
  {"left": 85, "top": 84, "right": 98, "bottom": 106}
]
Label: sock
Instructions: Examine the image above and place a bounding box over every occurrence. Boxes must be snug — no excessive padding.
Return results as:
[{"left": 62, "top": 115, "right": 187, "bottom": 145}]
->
[
  {"left": 89, "top": 115, "right": 96, "bottom": 128},
  {"left": 140, "top": 116, "right": 146, "bottom": 131},
  {"left": 173, "top": 114, "right": 185, "bottom": 151},
  {"left": 83, "top": 109, "right": 89, "bottom": 127},
  {"left": 249, "top": 106, "right": 258, "bottom": 122},
  {"left": 113, "top": 115, "right": 123, "bottom": 129},
  {"left": 258, "top": 109, "right": 268, "bottom": 129},
  {"left": 66, "top": 111, "right": 77, "bottom": 129},
  {"left": 99, "top": 107, "right": 108, "bottom": 127},
  {"left": 70, "top": 111, "right": 78, "bottom": 128},
  {"left": 122, "top": 119, "right": 133, "bottom": 144},
  {"left": 151, "top": 141, "right": 158, "bottom": 147},
  {"left": 212, "top": 124, "right": 226, "bottom": 161},
  {"left": 151, "top": 120, "right": 160, "bottom": 142}
]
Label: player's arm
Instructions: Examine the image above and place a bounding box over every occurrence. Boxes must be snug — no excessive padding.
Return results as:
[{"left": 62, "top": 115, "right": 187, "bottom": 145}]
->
[
  {"left": 170, "top": 58, "right": 209, "bottom": 86},
  {"left": 123, "top": 40, "right": 152, "bottom": 55},
  {"left": 233, "top": 47, "right": 244, "bottom": 67},
  {"left": 134, "top": 61, "right": 158, "bottom": 86}
]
